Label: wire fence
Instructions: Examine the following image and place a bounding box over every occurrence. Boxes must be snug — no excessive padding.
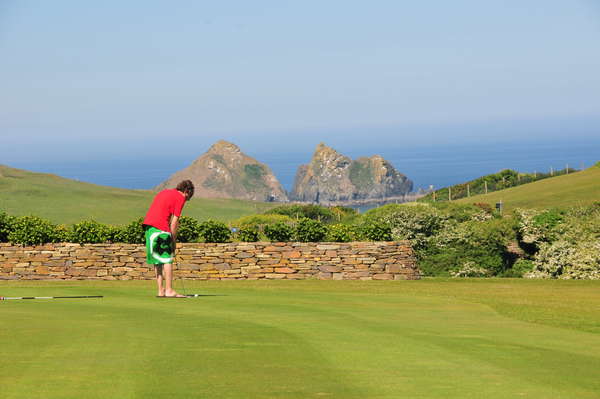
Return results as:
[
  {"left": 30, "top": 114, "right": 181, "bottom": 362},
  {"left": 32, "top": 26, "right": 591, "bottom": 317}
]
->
[{"left": 419, "top": 165, "right": 579, "bottom": 202}]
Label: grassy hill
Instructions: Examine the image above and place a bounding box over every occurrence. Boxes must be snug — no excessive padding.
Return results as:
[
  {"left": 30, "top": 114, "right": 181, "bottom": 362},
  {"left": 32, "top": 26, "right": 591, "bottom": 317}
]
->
[
  {"left": 0, "top": 165, "right": 278, "bottom": 225},
  {"left": 454, "top": 163, "right": 600, "bottom": 210}
]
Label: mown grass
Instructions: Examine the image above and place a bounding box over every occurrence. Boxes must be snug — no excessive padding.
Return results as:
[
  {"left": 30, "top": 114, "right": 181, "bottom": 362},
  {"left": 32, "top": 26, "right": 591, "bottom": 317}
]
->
[
  {"left": 0, "top": 165, "right": 277, "bottom": 225},
  {"left": 1, "top": 279, "right": 599, "bottom": 399},
  {"left": 455, "top": 165, "right": 600, "bottom": 211}
]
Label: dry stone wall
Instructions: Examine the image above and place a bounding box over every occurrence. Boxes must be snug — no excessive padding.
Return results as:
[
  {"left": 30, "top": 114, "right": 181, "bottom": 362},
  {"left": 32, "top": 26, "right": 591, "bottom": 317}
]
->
[{"left": 0, "top": 242, "right": 419, "bottom": 281}]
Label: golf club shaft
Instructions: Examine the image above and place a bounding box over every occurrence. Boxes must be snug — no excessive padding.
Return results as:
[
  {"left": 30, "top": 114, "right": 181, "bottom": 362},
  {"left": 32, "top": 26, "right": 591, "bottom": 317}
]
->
[{"left": 1, "top": 295, "right": 103, "bottom": 300}]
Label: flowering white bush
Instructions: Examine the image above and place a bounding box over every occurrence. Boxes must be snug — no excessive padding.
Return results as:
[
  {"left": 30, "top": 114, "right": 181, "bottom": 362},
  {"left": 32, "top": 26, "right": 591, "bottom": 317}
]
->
[
  {"left": 471, "top": 210, "right": 493, "bottom": 222},
  {"left": 515, "top": 208, "right": 553, "bottom": 245},
  {"left": 450, "top": 261, "right": 490, "bottom": 278},
  {"left": 363, "top": 203, "right": 449, "bottom": 249},
  {"left": 526, "top": 240, "right": 600, "bottom": 280}
]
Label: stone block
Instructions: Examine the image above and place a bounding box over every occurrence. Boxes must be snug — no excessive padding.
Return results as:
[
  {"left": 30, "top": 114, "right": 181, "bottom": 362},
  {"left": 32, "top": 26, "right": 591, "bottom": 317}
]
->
[
  {"left": 274, "top": 267, "right": 295, "bottom": 274},
  {"left": 83, "top": 269, "right": 97, "bottom": 277},
  {"left": 215, "top": 263, "right": 231, "bottom": 271},
  {"left": 373, "top": 273, "right": 393, "bottom": 280},
  {"left": 236, "top": 245, "right": 256, "bottom": 251},
  {"left": 317, "top": 272, "right": 332, "bottom": 280},
  {"left": 257, "top": 260, "right": 278, "bottom": 265},
  {"left": 316, "top": 245, "right": 340, "bottom": 250},
  {"left": 235, "top": 252, "right": 254, "bottom": 259},
  {"left": 224, "top": 269, "right": 241, "bottom": 275},
  {"left": 241, "top": 265, "right": 261, "bottom": 272},
  {"left": 318, "top": 265, "right": 341, "bottom": 273},
  {"left": 385, "top": 264, "right": 402, "bottom": 273},
  {"left": 357, "top": 257, "right": 376, "bottom": 264},
  {"left": 332, "top": 273, "right": 344, "bottom": 280},
  {"left": 348, "top": 271, "right": 370, "bottom": 278},
  {"left": 283, "top": 251, "right": 301, "bottom": 259},
  {"left": 265, "top": 273, "right": 287, "bottom": 279}
]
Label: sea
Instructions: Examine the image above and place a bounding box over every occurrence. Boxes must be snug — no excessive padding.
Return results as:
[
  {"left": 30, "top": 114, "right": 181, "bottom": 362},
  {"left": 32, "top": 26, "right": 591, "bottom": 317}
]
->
[{"left": 10, "top": 138, "right": 599, "bottom": 198}]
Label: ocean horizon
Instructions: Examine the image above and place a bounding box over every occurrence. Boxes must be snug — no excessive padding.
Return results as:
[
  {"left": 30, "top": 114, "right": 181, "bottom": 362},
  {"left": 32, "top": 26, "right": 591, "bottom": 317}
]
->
[{"left": 8, "top": 138, "right": 599, "bottom": 195}]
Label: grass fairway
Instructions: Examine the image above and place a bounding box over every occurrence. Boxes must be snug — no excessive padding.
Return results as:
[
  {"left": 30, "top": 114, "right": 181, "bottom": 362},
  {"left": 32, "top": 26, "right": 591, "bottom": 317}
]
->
[
  {"left": 1, "top": 279, "right": 599, "bottom": 398},
  {"left": 0, "top": 165, "right": 277, "bottom": 224},
  {"left": 455, "top": 165, "right": 600, "bottom": 211}
]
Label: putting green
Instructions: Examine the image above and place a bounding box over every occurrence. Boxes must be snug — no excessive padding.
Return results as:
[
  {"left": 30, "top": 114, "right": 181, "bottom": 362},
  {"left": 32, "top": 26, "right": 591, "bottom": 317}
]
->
[{"left": 1, "top": 279, "right": 599, "bottom": 398}]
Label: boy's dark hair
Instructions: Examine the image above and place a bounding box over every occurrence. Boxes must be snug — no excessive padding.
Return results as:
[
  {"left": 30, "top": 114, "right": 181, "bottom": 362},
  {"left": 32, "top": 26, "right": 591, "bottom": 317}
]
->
[{"left": 176, "top": 180, "right": 195, "bottom": 199}]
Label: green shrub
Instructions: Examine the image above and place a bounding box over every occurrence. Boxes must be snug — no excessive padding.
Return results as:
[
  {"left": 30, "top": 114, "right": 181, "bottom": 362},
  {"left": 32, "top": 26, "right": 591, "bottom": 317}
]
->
[
  {"left": 8, "top": 215, "right": 58, "bottom": 245},
  {"left": 233, "top": 214, "right": 293, "bottom": 230},
  {"left": 266, "top": 204, "right": 336, "bottom": 223},
  {"left": 504, "top": 259, "right": 535, "bottom": 277},
  {"left": 236, "top": 226, "right": 261, "bottom": 242},
  {"left": 533, "top": 209, "right": 564, "bottom": 230},
  {"left": 71, "top": 220, "right": 111, "bottom": 244},
  {"left": 177, "top": 216, "right": 201, "bottom": 243},
  {"left": 0, "top": 211, "right": 15, "bottom": 242},
  {"left": 54, "top": 224, "right": 72, "bottom": 243},
  {"left": 295, "top": 218, "right": 328, "bottom": 242},
  {"left": 430, "top": 202, "right": 484, "bottom": 223},
  {"left": 417, "top": 218, "right": 516, "bottom": 277},
  {"left": 264, "top": 222, "right": 294, "bottom": 242},
  {"left": 116, "top": 218, "right": 145, "bottom": 244},
  {"left": 417, "top": 244, "right": 504, "bottom": 277},
  {"left": 359, "top": 221, "right": 393, "bottom": 241},
  {"left": 199, "top": 220, "right": 231, "bottom": 243},
  {"left": 326, "top": 224, "right": 355, "bottom": 242},
  {"left": 106, "top": 225, "right": 124, "bottom": 243}
]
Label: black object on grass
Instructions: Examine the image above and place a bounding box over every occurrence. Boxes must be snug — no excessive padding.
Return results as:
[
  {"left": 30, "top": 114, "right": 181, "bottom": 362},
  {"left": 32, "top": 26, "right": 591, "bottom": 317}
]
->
[{"left": 1, "top": 295, "right": 103, "bottom": 301}]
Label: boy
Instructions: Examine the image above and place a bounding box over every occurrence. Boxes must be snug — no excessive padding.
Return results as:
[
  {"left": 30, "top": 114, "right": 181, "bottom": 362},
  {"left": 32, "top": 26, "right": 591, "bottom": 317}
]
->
[{"left": 143, "top": 180, "right": 194, "bottom": 297}]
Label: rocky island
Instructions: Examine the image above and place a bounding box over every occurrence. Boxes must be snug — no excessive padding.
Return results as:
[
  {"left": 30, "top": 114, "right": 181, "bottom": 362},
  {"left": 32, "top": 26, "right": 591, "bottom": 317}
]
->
[
  {"left": 290, "top": 143, "right": 413, "bottom": 206},
  {"left": 155, "top": 140, "right": 288, "bottom": 202}
]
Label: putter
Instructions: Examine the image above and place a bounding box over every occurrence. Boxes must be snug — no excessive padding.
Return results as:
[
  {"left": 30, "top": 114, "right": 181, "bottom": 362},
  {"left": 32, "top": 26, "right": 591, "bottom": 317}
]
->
[{"left": 175, "top": 261, "right": 204, "bottom": 298}]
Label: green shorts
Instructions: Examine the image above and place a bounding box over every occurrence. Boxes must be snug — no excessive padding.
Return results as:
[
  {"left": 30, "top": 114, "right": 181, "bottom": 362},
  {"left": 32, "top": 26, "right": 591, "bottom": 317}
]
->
[{"left": 145, "top": 226, "right": 174, "bottom": 265}]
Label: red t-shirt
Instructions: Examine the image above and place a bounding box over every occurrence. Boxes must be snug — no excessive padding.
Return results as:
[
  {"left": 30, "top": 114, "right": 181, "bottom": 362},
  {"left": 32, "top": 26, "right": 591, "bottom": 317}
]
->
[{"left": 143, "top": 189, "right": 186, "bottom": 232}]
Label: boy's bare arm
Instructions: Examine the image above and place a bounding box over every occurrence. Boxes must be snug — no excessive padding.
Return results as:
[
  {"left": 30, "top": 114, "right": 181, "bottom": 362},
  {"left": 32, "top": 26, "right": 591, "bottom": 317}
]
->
[{"left": 170, "top": 215, "right": 179, "bottom": 247}]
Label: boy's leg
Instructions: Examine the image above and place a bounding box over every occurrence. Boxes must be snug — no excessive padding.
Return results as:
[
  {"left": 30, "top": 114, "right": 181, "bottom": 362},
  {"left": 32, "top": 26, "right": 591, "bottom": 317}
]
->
[
  {"left": 155, "top": 264, "right": 165, "bottom": 297},
  {"left": 163, "top": 263, "right": 185, "bottom": 297}
]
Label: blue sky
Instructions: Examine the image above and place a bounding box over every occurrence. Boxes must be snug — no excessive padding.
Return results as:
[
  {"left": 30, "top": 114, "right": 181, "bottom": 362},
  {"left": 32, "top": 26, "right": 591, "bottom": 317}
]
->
[{"left": 1, "top": 0, "right": 599, "bottom": 163}]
